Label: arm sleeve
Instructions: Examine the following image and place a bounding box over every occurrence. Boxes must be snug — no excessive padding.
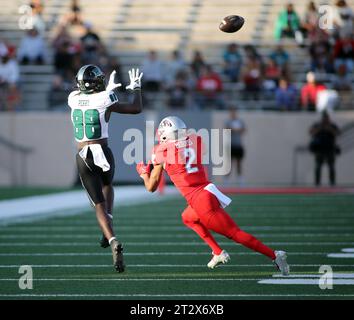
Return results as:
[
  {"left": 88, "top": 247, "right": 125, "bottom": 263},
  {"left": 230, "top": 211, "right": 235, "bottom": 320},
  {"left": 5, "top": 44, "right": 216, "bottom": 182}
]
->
[{"left": 103, "top": 90, "right": 119, "bottom": 108}]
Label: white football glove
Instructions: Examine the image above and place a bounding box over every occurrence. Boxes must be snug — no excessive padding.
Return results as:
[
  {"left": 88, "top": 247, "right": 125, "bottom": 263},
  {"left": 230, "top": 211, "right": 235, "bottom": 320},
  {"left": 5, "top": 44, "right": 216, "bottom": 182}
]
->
[
  {"left": 106, "top": 70, "right": 122, "bottom": 92},
  {"left": 126, "top": 68, "right": 143, "bottom": 90}
]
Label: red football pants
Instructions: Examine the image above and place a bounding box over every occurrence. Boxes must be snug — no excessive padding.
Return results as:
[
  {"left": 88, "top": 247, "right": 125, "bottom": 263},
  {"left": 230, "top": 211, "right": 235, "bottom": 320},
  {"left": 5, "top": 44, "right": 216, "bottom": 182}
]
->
[{"left": 182, "top": 190, "right": 275, "bottom": 260}]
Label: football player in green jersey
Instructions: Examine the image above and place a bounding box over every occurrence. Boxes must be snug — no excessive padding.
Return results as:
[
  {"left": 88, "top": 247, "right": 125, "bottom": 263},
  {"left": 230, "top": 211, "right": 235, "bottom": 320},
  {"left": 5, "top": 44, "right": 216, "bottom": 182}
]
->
[{"left": 68, "top": 65, "right": 143, "bottom": 272}]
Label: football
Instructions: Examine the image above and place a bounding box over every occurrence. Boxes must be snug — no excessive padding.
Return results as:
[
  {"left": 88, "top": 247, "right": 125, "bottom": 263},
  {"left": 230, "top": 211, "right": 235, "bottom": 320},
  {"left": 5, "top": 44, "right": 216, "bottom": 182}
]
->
[{"left": 219, "top": 15, "right": 245, "bottom": 33}]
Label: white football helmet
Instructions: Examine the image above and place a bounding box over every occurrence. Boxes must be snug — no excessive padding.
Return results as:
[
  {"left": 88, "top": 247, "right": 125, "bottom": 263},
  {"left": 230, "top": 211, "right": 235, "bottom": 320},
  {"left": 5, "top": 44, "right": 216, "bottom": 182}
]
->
[{"left": 157, "top": 116, "right": 187, "bottom": 143}]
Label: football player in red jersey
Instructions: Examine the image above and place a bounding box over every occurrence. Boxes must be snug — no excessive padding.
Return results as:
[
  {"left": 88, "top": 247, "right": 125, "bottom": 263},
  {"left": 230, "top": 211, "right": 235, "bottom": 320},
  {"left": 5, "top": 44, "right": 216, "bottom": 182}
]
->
[{"left": 136, "top": 116, "right": 289, "bottom": 275}]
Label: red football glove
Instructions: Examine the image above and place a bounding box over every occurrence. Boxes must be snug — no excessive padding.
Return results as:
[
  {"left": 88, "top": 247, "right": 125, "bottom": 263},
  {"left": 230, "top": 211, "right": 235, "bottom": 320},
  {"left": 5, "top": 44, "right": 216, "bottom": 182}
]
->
[{"left": 136, "top": 161, "right": 153, "bottom": 176}]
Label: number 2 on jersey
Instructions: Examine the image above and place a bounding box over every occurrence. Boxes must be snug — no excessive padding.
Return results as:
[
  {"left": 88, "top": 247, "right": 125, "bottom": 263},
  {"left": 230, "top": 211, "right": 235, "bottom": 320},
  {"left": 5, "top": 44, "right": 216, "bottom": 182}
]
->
[
  {"left": 184, "top": 148, "right": 199, "bottom": 174},
  {"left": 72, "top": 109, "right": 101, "bottom": 140}
]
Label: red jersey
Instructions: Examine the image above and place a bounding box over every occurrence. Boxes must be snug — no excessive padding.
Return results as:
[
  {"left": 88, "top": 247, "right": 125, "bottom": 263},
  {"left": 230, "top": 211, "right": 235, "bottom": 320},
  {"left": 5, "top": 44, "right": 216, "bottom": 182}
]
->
[
  {"left": 301, "top": 83, "right": 326, "bottom": 107},
  {"left": 152, "top": 134, "right": 210, "bottom": 202}
]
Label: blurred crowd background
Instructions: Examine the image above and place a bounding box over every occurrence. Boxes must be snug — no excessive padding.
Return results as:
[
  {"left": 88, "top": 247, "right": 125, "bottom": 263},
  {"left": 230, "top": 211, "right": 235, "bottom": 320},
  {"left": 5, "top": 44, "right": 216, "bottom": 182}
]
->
[
  {"left": 1, "top": 0, "right": 354, "bottom": 187},
  {"left": 0, "top": 0, "right": 353, "bottom": 112}
]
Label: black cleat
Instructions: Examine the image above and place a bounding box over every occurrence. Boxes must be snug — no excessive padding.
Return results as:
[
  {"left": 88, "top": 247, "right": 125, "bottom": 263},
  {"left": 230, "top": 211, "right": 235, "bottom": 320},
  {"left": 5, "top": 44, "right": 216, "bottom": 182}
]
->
[
  {"left": 99, "top": 235, "right": 110, "bottom": 248},
  {"left": 111, "top": 240, "right": 125, "bottom": 273}
]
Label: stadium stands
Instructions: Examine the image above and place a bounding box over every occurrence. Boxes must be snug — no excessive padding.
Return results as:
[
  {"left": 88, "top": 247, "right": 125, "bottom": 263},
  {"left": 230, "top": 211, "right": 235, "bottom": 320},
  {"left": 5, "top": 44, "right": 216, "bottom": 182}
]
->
[{"left": 0, "top": 0, "right": 353, "bottom": 110}]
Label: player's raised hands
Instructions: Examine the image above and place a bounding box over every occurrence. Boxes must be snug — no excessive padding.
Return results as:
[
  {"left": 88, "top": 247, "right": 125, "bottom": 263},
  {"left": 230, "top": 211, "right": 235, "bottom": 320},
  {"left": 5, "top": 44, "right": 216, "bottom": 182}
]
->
[
  {"left": 126, "top": 68, "right": 143, "bottom": 91},
  {"left": 106, "top": 70, "right": 122, "bottom": 92}
]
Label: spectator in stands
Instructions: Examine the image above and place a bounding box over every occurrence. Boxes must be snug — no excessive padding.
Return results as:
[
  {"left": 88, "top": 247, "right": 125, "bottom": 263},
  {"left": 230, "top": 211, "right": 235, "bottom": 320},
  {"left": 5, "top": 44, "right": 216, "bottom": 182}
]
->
[
  {"left": 333, "top": 64, "right": 352, "bottom": 91},
  {"left": 333, "top": 0, "right": 354, "bottom": 39},
  {"left": 166, "top": 70, "right": 190, "bottom": 109},
  {"left": 0, "top": 39, "right": 8, "bottom": 57},
  {"left": 30, "top": 0, "right": 44, "bottom": 14},
  {"left": 71, "top": 0, "right": 81, "bottom": 13},
  {"left": 333, "top": 35, "right": 354, "bottom": 73},
  {"left": 303, "top": 1, "right": 318, "bottom": 35},
  {"left": 225, "top": 109, "right": 246, "bottom": 185},
  {"left": 52, "top": 25, "right": 81, "bottom": 80},
  {"left": 244, "top": 44, "right": 263, "bottom": 65},
  {"left": 67, "top": 0, "right": 83, "bottom": 26},
  {"left": 263, "top": 58, "right": 282, "bottom": 95},
  {"left": 80, "top": 23, "right": 104, "bottom": 65},
  {"left": 48, "top": 74, "right": 73, "bottom": 110},
  {"left": 0, "top": 48, "right": 20, "bottom": 111},
  {"left": 30, "top": 0, "right": 46, "bottom": 35},
  {"left": 242, "top": 55, "right": 263, "bottom": 100},
  {"left": 274, "top": 3, "right": 303, "bottom": 44},
  {"left": 59, "top": 0, "right": 85, "bottom": 41},
  {"left": 17, "top": 28, "right": 46, "bottom": 64},
  {"left": 50, "top": 24, "right": 82, "bottom": 109},
  {"left": 269, "top": 44, "right": 290, "bottom": 75},
  {"left": 195, "top": 65, "right": 224, "bottom": 109},
  {"left": 275, "top": 78, "right": 298, "bottom": 110},
  {"left": 165, "top": 50, "right": 186, "bottom": 87},
  {"left": 54, "top": 39, "right": 76, "bottom": 81},
  {"left": 309, "top": 111, "right": 340, "bottom": 186},
  {"left": 223, "top": 43, "right": 243, "bottom": 82},
  {"left": 303, "top": 1, "right": 329, "bottom": 44},
  {"left": 142, "top": 50, "right": 164, "bottom": 91},
  {"left": 301, "top": 72, "right": 326, "bottom": 111},
  {"left": 101, "top": 56, "right": 123, "bottom": 85},
  {"left": 53, "top": 25, "right": 73, "bottom": 51},
  {"left": 190, "top": 50, "right": 206, "bottom": 78},
  {"left": 309, "top": 40, "right": 334, "bottom": 73}
]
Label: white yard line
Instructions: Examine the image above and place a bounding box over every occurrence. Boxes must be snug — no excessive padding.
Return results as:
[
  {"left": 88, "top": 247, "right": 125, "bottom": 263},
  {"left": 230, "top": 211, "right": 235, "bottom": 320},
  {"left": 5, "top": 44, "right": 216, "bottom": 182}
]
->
[
  {"left": 6, "top": 277, "right": 354, "bottom": 286},
  {"left": 2, "top": 226, "right": 353, "bottom": 231},
  {"left": 0, "top": 241, "right": 353, "bottom": 247},
  {"left": 0, "top": 186, "right": 177, "bottom": 225},
  {"left": 273, "top": 273, "right": 354, "bottom": 278},
  {"left": 0, "top": 294, "right": 353, "bottom": 298},
  {"left": 0, "top": 278, "right": 262, "bottom": 282},
  {"left": 40, "top": 215, "right": 354, "bottom": 220},
  {"left": 0, "top": 264, "right": 352, "bottom": 268},
  {"left": 0, "top": 233, "right": 352, "bottom": 238},
  {"left": 328, "top": 253, "right": 354, "bottom": 258},
  {"left": 0, "top": 252, "right": 328, "bottom": 257},
  {"left": 259, "top": 279, "right": 354, "bottom": 285},
  {"left": 8, "top": 217, "right": 353, "bottom": 221}
]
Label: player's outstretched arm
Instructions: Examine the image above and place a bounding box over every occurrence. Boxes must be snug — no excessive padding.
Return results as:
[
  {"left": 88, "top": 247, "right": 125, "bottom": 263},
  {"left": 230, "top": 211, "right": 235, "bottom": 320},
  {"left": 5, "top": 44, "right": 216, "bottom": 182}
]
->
[
  {"left": 108, "top": 89, "right": 142, "bottom": 114},
  {"left": 136, "top": 162, "right": 163, "bottom": 193},
  {"left": 107, "top": 68, "right": 143, "bottom": 115}
]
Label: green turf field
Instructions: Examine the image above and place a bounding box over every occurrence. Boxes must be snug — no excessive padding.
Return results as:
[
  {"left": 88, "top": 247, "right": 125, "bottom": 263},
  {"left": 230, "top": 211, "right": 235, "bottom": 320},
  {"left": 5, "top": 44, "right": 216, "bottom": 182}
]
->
[{"left": 0, "top": 193, "right": 354, "bottom": 300}]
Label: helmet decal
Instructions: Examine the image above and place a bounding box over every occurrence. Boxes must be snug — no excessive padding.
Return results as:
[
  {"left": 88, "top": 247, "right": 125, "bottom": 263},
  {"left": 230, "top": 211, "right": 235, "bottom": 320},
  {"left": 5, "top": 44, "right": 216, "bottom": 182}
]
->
[{"left": 157, "top": 116, "right": 187, "bottom": 144}]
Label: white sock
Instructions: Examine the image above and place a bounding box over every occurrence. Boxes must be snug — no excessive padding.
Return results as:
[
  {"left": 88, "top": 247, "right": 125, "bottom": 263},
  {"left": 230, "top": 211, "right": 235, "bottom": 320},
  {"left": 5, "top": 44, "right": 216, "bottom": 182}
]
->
[{"left": 108, "top": 237, "right": 116, "bottom": 245}]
